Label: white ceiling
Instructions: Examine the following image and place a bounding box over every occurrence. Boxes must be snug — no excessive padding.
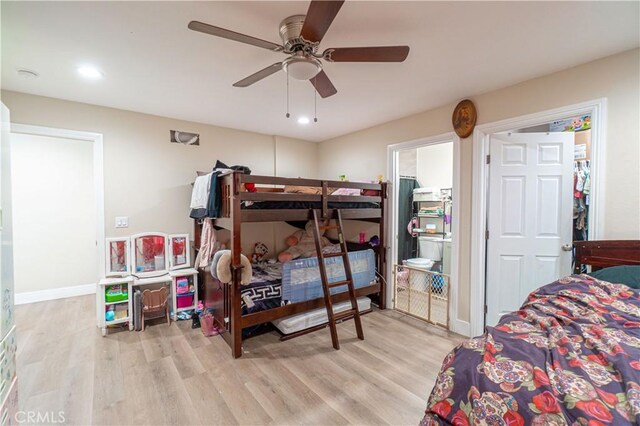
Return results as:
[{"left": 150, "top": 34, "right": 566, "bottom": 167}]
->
[{"left": 2, "top": 1, "right": 639, "bottom": 142}]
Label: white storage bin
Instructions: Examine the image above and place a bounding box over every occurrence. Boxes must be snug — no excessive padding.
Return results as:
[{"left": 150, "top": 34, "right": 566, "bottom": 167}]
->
[{"left": 413, "top": 187, "right": 441, "bottom": 202}]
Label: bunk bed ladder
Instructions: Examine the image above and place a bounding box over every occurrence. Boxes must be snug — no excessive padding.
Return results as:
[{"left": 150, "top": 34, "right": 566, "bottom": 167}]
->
[{"left": 312, "top": 209, "right": 364, "bottom": 350}]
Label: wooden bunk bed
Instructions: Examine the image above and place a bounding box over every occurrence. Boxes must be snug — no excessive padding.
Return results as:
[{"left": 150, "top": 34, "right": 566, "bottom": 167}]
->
[{"left": 194, "top": 171, "right": 388, "bottom": 358}]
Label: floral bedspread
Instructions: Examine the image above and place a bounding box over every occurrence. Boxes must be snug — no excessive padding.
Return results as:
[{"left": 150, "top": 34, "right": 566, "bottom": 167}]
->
[{"left": 421, "top": 275, "right": 640, "bottom": 425}]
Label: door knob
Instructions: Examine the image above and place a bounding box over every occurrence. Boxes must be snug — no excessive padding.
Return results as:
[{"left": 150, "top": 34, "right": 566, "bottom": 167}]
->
[{"left": 561, "top": 244, "right": 573, "bottom": 252}]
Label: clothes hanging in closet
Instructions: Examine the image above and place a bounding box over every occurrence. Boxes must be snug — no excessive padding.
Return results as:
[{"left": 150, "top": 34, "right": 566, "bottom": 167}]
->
[{"left": 573, "top": 160, "right": 590, "bottom": 241}]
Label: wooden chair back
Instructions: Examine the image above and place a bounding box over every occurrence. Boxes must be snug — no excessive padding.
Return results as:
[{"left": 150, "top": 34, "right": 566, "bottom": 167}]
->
[
  {"left": 142, "top": 287, "right": 167, "bottom": 312},
  {"left": 141, "top": 286, "right": 170, "bottom": 330}
]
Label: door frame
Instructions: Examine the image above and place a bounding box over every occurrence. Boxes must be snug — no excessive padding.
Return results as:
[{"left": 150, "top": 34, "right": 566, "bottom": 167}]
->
[
  {"left": 10, "top": 123, "right": 105, "bottom": 300},
  {"left": 387, "top": 132, "right": 467, "bottom": 336},
  {"left": 469, "top": 98, "right": 607, "bottom": 337}
]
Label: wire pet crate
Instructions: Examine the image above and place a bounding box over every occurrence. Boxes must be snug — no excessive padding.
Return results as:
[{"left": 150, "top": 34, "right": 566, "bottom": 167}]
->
[{"left": 393, "top": 264, "right": 449, "bottom": 328}]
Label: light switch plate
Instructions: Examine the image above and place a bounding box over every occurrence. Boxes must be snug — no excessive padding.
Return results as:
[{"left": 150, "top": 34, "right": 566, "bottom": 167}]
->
[{"left": 115, "top": 216, "right": 129, "bottom": 228}]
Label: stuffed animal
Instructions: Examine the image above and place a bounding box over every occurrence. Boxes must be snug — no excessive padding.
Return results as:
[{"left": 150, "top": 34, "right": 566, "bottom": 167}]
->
[
  {"left": 278, "top": 221, "right": 330, "bottom": 263},
  {"left": 251, "top": 242, "right": 269, "bottom": 263}
]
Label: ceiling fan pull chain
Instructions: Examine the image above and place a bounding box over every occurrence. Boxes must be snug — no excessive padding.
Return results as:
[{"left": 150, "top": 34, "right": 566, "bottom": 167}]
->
[
  {"left": 314, "top": 76, "right": 318, "bottom": 123},
  {"left": 285, "top": 72, "right": 290, "bottom": 118}
]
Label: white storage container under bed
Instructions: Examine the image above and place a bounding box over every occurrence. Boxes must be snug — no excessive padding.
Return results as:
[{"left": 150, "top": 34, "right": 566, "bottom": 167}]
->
[{"left": 271, "top": 297, "right": 371, "bottom": 335}]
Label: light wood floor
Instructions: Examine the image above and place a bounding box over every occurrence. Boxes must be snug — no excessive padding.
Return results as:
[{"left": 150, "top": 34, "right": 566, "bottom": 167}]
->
[{"left": 15, "top": 295, "right": 466, "bottom": 425}]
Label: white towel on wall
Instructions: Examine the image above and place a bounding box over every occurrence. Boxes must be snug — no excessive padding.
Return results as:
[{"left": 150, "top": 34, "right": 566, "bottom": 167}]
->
[{"left": 190, "top": 173, "right": 211, "bottom": 209}]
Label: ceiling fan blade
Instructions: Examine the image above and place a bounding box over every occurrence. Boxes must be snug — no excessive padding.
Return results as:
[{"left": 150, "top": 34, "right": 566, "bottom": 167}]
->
[
  {"left": 300, "top": 0, "right": 345, "bottom": 43},
  {"left": 324, "top": 46, "right": 410, "bottom": 62},
  {"left": 310, "top": 70, "right": 337, "bottom": 98},
  {"left": 233, "top": 63, "right": 283, "bottom": 87},
  {"left": 188, "top": 21, "right": 283, "bottom": 52}
]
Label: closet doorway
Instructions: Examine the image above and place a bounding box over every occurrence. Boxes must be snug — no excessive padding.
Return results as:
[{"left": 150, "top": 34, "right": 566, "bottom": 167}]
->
[
  {"left": 485, "top": 118, "right": 595, "bottom": 326},
  {"left": 10, "top": 125, "right": 104, "bottom": 304},
  {"left": 470, "top": 99, "right": 605, "bottom": 336},
  {"left": 387, "top": 134, "right": 461, "bottom": 333}
]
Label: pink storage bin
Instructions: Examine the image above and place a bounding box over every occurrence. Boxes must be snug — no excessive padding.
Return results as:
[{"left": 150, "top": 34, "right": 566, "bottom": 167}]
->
[{"left": 176, "top": 295, "right": 194, "bottom": 309}]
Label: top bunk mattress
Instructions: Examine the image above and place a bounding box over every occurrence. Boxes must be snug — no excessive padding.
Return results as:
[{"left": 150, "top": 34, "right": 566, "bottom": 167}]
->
[{"left": 243, "top": 200, "right": 379, "bottom": 210}]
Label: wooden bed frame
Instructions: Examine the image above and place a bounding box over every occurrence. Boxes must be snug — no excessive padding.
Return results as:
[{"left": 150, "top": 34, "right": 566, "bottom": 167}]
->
[
  {"left": 574, "top": 240, "right": 640, "bottom": 273},
  {"left": 195, "top": 172, "right": 388, "bottom": 358}
]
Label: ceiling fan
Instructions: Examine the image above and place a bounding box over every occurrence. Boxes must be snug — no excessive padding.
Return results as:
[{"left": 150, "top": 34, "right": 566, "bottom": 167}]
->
[{"left": 188, "top": 0, "right": 410, "bottom": 98}]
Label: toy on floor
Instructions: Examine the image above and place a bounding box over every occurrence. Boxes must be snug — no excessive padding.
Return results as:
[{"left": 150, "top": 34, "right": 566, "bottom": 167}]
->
[{"left": 278, "top": 221, "right": 330, "bottom": 262}]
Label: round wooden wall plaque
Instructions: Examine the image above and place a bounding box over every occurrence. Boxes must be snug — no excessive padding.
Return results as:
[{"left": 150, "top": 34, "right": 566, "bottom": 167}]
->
[{"left": 452, "top": 99, "right": 477, "bottom": 138}]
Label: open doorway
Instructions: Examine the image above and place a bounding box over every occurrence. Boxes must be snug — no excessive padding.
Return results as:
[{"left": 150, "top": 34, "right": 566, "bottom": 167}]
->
[
  {"left": 470, "top": 99, "right": 605, "bottom": 335},
  {"left": 10, "top": 125, "right": 104, "bottom": 304},
  {"left": 388, "top": 135, "right": 459, "bottom": 331}
]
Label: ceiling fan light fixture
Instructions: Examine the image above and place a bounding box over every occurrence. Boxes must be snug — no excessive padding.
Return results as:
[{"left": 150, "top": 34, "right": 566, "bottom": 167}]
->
[{"left": 283, "top": 56, "right": 322, "bottom": 81}]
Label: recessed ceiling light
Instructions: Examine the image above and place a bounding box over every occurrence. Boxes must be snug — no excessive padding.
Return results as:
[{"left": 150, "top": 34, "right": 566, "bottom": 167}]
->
[
  {"left": 77, "top": 66, "right": 104, "bottom": 79},
  {"left": 16, "top": 68, "right": 39, "bottom": 80},
  {"left": 297, "top": 116, "right": 310, "bottom": 125}
]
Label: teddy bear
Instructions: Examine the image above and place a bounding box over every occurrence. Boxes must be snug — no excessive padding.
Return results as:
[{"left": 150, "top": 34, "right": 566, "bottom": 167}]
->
[
  {"left": 278, "top": 221, "right": 331, "bottom": 263},
  {"left": 251, "top": 242, "right": 269, "bottom": 263}
]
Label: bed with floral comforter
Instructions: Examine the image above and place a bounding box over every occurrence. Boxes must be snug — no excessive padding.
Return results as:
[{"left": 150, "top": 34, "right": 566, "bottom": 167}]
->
[{"left": 421, "top": 275, "right": 640, "bottom": 425}]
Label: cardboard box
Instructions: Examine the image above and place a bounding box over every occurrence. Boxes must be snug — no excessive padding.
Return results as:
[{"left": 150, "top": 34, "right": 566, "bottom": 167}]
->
[{"left": 574, "top": 129, "right": 591, "bottom": 161}]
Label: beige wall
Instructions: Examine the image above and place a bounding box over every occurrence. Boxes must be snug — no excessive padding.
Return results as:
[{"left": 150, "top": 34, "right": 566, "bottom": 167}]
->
[
  {"left": 416, "top": 142, "right": 453, "bottom": 190},
  {"left": 2, "top": 91, "right": 320, "bottom": 264},
  {"left": 398, "top": 148, "right": 417, "bottom": 178},
  {"left": 318, "top": 48, "right": 640, "bottom": 326}
]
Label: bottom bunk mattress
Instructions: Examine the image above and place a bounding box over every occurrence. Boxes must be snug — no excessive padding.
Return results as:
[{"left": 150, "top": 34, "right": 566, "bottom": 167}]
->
[
  {"left": 240, "top": 248, "right": 377, "bottom": 315},
  {"left": 271, "top": 297, "right": 371, "bottom": 335}
]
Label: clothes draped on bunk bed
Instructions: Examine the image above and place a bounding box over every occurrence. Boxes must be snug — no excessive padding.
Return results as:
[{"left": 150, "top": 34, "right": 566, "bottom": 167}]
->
[
  {"left": 190, "top": 160, "right": 251, "bottom": 267},
  {"left": 189, "top": 160, "right": 252, "bottom": 220}
]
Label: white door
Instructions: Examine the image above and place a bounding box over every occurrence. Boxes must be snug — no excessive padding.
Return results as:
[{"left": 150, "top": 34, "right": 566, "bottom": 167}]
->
[{"left": 486, "top": 132, "right": 574, "bottom": 326}]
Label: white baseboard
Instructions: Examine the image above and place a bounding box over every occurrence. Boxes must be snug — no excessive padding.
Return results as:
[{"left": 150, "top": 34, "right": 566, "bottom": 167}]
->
[
  {"left": 450, "top": 318, "right": 471, "bottom": 337},
  {"left": 15, "top": 283, "right": 96, "bottom": 305}
]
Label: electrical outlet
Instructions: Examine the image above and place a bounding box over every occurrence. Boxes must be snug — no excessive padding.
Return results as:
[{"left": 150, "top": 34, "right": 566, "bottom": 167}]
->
[{"left": 115, "top": 216, "right": 129, "bottom": 228}]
